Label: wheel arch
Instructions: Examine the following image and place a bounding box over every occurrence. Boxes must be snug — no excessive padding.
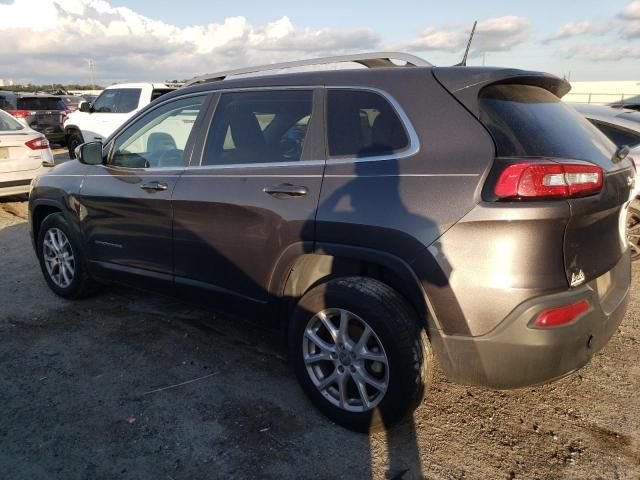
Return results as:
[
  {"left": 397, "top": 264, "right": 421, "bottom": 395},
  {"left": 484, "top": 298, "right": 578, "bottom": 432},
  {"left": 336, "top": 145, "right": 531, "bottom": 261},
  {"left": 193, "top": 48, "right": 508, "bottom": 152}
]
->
[
  {"left": 64, "top": 124, "right": 83, "bottom": 140},
  {"left": 31, "top": 202, "right": 64, "bottom": 242},
  {"left": 277, "top": 243, "right": 434, "bottom": 336},
  {"left": 30, "top": 199, "right": 82, "bottom": 249}
]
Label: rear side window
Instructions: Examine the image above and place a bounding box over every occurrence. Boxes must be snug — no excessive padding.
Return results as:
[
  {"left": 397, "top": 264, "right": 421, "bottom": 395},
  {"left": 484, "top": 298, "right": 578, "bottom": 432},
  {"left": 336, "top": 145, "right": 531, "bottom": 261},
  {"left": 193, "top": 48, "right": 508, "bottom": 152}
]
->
[
  {"left": 327, "top": 89, "right": 408, "bottom": 158},
  {"left": 203, "top": 90, "right": 313, "bottom": 166},
  {"left": 479, "top": 85, "right": 614, "bottom": 162},
  {"left": 0, "top": 110, "right": 23, "bottom": 131},
  {"left": 589, "top": 119, "right": 640, "bottom": 148},
  {"left": 93, "top": 88, "right": 141, "bottom": 113},
  {"left": 16, "top": 97, "right": 65, "bottom": 111}
]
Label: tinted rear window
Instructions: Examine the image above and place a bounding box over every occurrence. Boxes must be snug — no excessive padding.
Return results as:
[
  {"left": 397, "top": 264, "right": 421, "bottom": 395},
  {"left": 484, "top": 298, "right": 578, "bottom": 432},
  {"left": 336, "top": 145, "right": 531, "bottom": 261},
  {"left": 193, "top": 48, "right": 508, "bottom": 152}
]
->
[
  {"left": 17, "top": 97, "right": 65, "bottom": 111},
  {"left": 479, "top": 85, "right": 614, "bottom": 162},
  {"left": 327, "top": 90, "right": 409, "bottom": 158}
]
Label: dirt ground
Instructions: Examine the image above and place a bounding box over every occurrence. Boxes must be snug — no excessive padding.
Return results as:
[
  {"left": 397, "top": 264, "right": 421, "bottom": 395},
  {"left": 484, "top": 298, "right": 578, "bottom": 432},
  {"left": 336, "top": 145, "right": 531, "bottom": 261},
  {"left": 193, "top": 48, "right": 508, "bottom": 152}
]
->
[{"left": 0, "top": 197, "right": 638, "bottom": 480}]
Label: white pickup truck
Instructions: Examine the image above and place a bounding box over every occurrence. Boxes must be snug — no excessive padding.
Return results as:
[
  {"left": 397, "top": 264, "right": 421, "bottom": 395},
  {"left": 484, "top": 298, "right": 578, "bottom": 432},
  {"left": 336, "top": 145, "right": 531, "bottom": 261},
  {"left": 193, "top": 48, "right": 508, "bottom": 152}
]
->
[{"left": 63, "top": 82, "right": 180, "bottom": 158}]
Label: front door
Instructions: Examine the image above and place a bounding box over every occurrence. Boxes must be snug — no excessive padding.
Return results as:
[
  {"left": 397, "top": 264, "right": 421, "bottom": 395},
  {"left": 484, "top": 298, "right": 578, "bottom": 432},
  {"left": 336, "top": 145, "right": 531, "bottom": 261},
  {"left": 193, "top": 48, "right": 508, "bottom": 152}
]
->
[
  {"left": 172, "top": 89, "right": 324, "bottom": 304},
  {"left": 80, "top": 94, "right": 209, "bottom": 276}
]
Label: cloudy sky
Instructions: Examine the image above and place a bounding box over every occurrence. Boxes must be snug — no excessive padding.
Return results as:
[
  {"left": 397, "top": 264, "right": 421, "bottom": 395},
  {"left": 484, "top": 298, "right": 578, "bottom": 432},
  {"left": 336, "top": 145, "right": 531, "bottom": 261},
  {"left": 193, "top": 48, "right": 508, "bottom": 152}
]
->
[{"left": 0, "top": 0, "right": 639, "bottom": 85}]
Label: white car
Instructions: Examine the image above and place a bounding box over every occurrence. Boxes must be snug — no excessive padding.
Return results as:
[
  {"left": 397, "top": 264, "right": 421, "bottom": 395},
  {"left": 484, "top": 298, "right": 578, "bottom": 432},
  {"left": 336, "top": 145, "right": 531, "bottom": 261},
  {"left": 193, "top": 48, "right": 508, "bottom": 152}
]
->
[
  {"left": 0, "top": 109, "right": 54, "bottom": 197},
  {"left": 572, "top": 103, "right": 640, "bottom": 260},
  {"left": 63, "top": 82, "right": 180, "bottom": 158}
]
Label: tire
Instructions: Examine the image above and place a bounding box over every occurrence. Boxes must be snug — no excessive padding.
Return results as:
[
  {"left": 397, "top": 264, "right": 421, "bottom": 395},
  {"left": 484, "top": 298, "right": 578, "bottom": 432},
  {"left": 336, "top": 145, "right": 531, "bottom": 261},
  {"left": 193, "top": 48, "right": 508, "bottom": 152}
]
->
[
  {"left": 36, "top": 212, "right": 97, "bottom": 299},
  {"left": 289, "top": 277, "right": 432, "bottom": 432},
  {"left": 627, "top": 199, "right": 640, "bottom": 262},
  {"left": 67, "top": 132, "right": 84, "bottom": 159}
]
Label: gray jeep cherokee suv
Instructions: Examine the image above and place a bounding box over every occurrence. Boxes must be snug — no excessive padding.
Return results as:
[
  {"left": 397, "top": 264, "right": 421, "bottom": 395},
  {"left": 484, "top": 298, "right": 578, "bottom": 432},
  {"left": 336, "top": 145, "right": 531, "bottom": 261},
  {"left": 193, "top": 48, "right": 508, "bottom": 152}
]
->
[{"left": 28, "top": 53, "right": 634, "bottom": 432}]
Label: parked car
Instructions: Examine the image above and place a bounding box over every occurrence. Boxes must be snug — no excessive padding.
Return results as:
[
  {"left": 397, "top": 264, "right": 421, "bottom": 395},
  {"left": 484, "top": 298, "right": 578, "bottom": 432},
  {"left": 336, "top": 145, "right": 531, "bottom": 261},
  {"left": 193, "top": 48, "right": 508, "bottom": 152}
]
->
[
  {"left": 573, "top": 103, "right": 640, "bottom": 260},
  {"left": 0, "top": 109, "right": 54, "bottom": 197},
  {"left": 58, "top": 95, "right": 84, "bottom": 113},
  {"left": 63, "top": 82, "right": 179, "bottom": 158},
  {"left": 609, "top": 94, "right": 640, "bottom": 112},
  {"left": 0, "top": 92, "right": 67, "bottom": 146},
  {"left": 81, "top": 94, "right": 98, "bottom": 104},
  {"left": 29, "top": 53, "right": 634, "bottom": 432}
]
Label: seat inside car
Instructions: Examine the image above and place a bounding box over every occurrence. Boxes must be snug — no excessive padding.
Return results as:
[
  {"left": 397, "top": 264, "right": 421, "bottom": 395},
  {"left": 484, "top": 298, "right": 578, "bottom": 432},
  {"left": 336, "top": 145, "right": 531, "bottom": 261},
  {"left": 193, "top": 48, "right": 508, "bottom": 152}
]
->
[{"left": 147, "top": 132, "right": 180, "bottom": 167}]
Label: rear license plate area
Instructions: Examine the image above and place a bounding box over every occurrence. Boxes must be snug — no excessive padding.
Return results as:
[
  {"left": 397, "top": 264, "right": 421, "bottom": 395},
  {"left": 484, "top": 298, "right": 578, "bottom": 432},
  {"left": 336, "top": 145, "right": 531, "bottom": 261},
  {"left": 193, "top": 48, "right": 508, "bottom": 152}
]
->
[{"left": 0, "top": 147, "right": 8, "bottom": 159}]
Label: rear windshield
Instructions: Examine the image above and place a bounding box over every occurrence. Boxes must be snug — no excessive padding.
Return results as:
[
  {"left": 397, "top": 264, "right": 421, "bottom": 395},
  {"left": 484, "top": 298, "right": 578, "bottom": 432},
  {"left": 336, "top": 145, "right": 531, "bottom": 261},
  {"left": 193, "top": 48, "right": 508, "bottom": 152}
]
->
[
  {"left": 479, "top": 84, "right": 614, "bottom": 162},
  {"left": 0, "top": 110, "right": 23, "bottom": 131},
  {"left": 17, "top": 97, "right": 65, "bottom": 111}
]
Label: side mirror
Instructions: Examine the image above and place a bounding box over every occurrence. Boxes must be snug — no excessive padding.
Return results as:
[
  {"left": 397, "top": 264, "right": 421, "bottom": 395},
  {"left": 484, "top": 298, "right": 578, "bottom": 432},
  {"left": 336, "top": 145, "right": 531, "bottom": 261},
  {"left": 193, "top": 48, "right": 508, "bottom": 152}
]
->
[
  {"left": 79, "top": 101, "right": 91, "bottom": 113},
  {"left": 75, "top": 141, "right": 103, "bottom": 165}
]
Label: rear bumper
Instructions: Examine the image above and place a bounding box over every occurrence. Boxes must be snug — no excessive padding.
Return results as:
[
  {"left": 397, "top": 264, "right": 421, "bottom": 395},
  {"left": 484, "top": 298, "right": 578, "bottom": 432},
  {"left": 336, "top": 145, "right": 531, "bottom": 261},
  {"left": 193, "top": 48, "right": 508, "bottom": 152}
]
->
[
  {"left": 0, "top": 164, "right": 53, "bottom": 197},
  {"left": 430, "top": 250, "right": 631, "bottom": 389},
  {"left": 30, "top": 125, "right": 65, "bottom": 143}
]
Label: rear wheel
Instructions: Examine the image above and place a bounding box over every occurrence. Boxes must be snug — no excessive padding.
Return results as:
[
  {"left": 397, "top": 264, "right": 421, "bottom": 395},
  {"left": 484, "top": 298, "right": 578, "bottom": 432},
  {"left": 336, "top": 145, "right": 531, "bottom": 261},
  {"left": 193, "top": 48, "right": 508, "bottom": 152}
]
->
[
  {"left": 289, "top": 277, "right": 432, "bottom": 432},
  {"left": 67, "top": 132, "right": 83, "bottom": 159}
]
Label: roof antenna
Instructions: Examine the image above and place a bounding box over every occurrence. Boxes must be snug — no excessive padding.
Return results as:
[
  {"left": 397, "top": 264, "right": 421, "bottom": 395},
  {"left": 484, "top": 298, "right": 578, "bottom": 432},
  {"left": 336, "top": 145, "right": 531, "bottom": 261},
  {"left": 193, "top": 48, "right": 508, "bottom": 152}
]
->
[{"left": 456, "top": 20, "right": 477, "bottom": 66}]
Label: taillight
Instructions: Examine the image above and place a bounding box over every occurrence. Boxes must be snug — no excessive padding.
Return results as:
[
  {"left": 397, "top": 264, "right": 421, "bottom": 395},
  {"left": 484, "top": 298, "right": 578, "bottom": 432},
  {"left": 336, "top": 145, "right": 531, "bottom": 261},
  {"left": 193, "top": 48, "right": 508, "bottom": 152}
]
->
[
  {"left": 8, "top": 110, "right": 32, "bottom": 119},
  {"left": 494, "top": 162, "right": 603, "bottom": 199},
  {"left": 534, "top": 299, "right": 590, "bottom": 328},
  {"left": 25, "top": 136, "right": 49, "bottom": 150}
]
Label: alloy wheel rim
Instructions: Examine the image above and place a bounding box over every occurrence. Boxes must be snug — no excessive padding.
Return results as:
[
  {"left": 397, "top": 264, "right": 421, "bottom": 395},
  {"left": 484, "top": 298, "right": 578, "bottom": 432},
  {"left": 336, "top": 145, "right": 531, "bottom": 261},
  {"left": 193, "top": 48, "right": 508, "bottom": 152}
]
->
[
  {"left": 302, "top": 308, "right": 389, "bottom": 413},
  {"left": 43, "top": 228, "right": 75, "bottom": 288}
]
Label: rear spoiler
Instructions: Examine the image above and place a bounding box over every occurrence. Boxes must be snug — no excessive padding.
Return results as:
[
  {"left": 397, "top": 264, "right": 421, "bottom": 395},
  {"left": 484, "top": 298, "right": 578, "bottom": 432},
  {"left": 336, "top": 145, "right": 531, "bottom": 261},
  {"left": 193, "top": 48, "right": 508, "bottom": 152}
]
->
[{"left": 432, "top": 67, "right": 571, "bottom": 118}]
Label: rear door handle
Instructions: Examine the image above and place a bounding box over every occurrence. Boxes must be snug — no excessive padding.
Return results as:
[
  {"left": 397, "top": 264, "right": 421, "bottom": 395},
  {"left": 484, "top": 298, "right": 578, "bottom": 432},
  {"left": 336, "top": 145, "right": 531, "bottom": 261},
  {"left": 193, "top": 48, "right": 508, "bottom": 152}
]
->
[
  {"left": 263, "top": 184, "right": 308, "bottom": 198},
  {"left": 140, "top": 181, "right": 168, "bottom": 192}
]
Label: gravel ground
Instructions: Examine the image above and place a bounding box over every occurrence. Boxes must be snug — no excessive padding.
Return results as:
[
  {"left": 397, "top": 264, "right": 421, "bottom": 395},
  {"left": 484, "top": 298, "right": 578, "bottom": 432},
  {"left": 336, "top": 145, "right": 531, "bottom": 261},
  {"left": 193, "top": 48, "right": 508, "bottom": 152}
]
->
[{"left": 0, "top": 197, "right": 638, "bottom": 480}]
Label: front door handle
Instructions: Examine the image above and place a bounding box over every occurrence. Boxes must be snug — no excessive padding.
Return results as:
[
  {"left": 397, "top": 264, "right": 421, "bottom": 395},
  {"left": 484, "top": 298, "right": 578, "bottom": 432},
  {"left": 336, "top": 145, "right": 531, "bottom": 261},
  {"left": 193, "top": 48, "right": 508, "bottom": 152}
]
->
[
  {"left": 263, "top": 184, "right": 308, "bottom": 198},
  {"left": 140, "top": 181, "right": 168, "bottom": 192}
]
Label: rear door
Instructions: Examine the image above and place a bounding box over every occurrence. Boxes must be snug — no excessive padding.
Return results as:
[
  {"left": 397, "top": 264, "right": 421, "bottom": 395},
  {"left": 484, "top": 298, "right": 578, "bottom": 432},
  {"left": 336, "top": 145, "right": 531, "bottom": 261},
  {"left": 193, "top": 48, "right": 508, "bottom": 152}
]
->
[
  {"left": 171, "top": 88, "right": 324, "bottom": 304},
  {"left": 16, "top": 96, "right": 65, "bottom": 136},
  {"left": 478, "top": 84, "right": 635, "bottom": 285}
]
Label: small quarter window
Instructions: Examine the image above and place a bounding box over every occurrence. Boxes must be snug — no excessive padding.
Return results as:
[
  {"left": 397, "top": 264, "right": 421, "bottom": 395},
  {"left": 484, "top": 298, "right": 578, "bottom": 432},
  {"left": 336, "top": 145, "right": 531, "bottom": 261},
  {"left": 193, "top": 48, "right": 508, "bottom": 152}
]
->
[{"left": 327, "top": 90, "right": 409, "bottom": 158}]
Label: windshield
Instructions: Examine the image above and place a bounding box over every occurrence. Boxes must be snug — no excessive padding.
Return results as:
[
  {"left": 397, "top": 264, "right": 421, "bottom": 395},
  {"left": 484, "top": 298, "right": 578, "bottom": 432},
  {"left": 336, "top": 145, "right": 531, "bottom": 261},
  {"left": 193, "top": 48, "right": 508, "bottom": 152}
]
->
[{"left": 0, "top": 109, "right": 24, "bottom": 131}]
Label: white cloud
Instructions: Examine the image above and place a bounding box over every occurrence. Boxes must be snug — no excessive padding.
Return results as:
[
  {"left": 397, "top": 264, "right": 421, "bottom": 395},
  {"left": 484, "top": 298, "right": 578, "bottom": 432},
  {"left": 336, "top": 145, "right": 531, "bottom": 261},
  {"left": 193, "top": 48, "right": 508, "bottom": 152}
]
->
[
  {"left": 0, "top": 0, "right": 381, "bottom": 83},
  {"left": 404, "top": 16, "right": 530, "bottom": 54},
  {"left": 558, "top": 43, "right": 640, "bottom": 61},
  {"left": 620, "top": 0, "right": 640, "bottom": 19},
  {"left": 543, "top": 21, "right": 609, "bottom": 43}
]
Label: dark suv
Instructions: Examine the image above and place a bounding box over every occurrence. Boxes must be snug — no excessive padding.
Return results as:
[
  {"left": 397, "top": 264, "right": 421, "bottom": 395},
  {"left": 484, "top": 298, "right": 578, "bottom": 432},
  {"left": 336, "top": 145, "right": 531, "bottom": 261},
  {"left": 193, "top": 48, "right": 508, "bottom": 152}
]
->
[
  {"left": 0, "top": 92, "right": 67, "bottom": 145},
  {"left": 28, "top": 53, "right": 634, "bottom": 432}
]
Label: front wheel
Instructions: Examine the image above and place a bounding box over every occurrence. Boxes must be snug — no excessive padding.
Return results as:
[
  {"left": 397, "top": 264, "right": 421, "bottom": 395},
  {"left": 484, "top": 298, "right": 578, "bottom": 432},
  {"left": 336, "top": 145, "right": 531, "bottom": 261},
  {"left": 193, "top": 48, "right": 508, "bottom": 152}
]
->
[
  {"left": 289, "top": 277, "right": 432, "bottom": 432},
  {"left": 37, "top": 213, "right": 97, "bottom": 299},
  {"left": 66, "top": 132, "right": 84, "bottom": 159}
]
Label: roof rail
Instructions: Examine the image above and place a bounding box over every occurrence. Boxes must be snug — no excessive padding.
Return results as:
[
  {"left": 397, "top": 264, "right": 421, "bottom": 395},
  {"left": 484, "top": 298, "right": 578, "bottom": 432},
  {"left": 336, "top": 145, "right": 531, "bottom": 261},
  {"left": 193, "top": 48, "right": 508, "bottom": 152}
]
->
[{"left": 183, "top": 51, "right": 431, "bottom": 87}]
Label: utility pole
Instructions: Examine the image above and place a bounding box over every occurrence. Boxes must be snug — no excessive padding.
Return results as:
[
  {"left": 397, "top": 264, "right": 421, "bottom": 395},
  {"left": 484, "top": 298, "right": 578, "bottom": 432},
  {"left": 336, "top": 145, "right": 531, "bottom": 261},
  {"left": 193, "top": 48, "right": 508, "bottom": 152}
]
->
[{"left": 88, "top": 59, "right": 96, "bottom": 90}]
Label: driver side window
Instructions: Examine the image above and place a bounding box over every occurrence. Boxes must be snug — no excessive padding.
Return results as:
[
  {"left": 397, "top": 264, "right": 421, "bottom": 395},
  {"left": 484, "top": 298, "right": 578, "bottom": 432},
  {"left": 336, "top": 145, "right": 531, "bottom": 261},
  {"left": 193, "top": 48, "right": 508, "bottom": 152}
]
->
[{"left": 110, "top": 96, "right": 206, "bottom": 168}]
